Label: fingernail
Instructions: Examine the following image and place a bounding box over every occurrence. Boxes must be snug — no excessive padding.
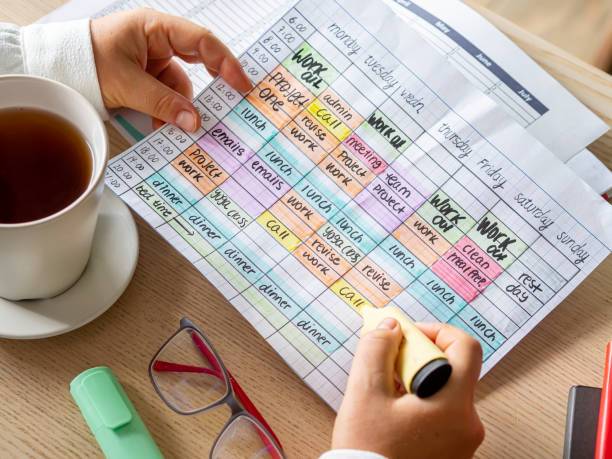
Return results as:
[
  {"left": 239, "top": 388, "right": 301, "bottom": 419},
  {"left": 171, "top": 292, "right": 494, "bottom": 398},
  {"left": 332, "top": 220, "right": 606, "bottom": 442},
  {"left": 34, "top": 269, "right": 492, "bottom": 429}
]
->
[
  {"left": 377, "top": 318, "right": 397, "bottom": 330},
  {"left": 176, "top": 110, "right": 196, "bottom": 132}
]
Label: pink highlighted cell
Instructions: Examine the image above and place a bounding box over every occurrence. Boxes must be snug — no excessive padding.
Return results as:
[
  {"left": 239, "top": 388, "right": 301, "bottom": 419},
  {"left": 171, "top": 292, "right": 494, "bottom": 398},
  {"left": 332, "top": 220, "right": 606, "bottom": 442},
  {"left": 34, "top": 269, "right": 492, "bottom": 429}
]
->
[
  {"left": 343, "top": 133, "right": 387, "bottom": 175},
  {"left": 220, "top": 177, "right": 265, "bottom": 217},
  {"left": 353, "top": 188, "right": 402, "bottom": 233},
  {"left": 431, "top": 259, "right": 480, "bottom": 303},
  {"left": 246, "top": 155, "right": 292, "bottom": 198},
  {"left": 455, "top": 236, "right": 503, "bottom": 280},
  {"left": 442, "top": 248, "right": 492, "bottom": 292}
]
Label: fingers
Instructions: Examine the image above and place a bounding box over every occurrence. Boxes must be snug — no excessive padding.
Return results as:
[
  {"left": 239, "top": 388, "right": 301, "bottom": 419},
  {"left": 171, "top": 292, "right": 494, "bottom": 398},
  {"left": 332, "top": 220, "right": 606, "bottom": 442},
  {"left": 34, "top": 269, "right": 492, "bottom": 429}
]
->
[
  {"left": 415, "top": 322, "right": 482, "bottom": 393},
  {"left": 139, "top": 9, "right": 252, "bottom": 94},
  {"left": 345, "top": 318, "right": 403, "bottom": 397},
  {"left": 150, "top": 60, "right": 194, "bottom": 129},
  {"left": 123, "top": 63, "right": 200, "bottom": 132}
]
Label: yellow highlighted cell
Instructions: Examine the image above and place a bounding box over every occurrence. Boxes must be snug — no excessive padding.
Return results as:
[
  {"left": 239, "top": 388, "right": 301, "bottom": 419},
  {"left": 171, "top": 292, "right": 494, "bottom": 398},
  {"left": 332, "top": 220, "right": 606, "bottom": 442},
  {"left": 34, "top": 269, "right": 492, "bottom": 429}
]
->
[
  {"left": 330, "top": 278, "right": 372, "bottom": 312},
  {"left": 256, "top": 210, "right": 302, "bottom": 251},
  {"left": 308, "top": 99, "right": 351, "bottom": 141}
]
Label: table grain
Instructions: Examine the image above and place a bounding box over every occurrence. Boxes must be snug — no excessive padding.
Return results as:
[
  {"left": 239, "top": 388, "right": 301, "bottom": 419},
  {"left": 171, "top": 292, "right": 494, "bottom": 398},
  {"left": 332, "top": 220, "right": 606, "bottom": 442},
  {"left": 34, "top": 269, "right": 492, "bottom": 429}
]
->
[{"left": 0, "top": 1, "right": 610, "bottom": 458}]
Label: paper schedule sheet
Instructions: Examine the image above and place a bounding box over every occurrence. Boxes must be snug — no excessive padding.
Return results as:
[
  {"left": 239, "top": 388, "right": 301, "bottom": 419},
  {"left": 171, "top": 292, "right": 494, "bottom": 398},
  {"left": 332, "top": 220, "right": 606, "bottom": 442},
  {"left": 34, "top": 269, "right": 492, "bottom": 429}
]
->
[{"left": 104, "top": 0, "right": 611, "bottom": 409}]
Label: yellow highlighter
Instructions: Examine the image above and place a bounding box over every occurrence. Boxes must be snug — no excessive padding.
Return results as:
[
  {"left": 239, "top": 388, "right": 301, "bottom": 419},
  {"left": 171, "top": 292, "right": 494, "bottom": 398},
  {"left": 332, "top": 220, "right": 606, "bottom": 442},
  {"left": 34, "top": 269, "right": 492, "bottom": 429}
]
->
[{"left": 361, "top": 305, "right": 451, "bottom": 398}]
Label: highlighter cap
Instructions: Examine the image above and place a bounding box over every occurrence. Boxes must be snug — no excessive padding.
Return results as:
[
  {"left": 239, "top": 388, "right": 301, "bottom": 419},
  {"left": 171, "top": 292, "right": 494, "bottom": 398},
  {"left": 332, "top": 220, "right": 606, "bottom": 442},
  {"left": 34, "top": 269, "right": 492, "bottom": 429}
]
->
[{"left": 70, "top": 366, "right": 163, "bottom": 459}]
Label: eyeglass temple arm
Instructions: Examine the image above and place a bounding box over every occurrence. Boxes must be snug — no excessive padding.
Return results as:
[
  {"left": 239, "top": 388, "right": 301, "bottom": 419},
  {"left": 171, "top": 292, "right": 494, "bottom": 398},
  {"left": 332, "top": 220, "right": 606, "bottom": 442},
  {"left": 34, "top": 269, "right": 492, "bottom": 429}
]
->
[{"left": 189, "top": 332, "right": 284, "bottom": 449}]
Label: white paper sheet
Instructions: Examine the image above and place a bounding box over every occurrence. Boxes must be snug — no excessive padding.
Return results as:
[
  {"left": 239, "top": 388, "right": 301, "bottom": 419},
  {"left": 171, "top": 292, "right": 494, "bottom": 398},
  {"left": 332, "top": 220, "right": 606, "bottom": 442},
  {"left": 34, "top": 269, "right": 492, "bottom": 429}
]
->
[{"left": 101, "top": 0, "right": 611, "bottom": 411}]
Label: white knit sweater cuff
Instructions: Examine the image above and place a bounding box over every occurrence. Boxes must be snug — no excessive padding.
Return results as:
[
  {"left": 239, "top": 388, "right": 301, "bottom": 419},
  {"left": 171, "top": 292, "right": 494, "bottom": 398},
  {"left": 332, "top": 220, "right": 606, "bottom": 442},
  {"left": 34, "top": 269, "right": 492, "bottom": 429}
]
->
[{"left": 21, "top": 19, "right": 109, "bottom": 120}]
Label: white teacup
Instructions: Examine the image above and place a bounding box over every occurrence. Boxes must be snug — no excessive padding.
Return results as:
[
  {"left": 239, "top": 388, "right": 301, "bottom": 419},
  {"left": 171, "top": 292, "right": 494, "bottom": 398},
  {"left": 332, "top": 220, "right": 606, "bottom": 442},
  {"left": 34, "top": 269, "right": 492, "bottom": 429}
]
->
[{"left": 0, "top": 75, "right": 108, "bottom": 300}]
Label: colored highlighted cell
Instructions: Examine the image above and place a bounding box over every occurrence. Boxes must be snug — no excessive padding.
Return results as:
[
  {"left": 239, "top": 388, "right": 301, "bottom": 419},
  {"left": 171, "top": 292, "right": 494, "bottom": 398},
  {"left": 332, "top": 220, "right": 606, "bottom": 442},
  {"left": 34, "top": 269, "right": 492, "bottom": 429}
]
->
[
  {"left": 223, "top": 110, "right": 267, "bottom": 152},
  {"left": 269, "top": 135, "right": 315, "bottom": 176},
  {"left": 279, "top": 322, "right": 327, "bottom": 366},
  {"left": 281, "top": 188, "right": 326, "bottom": 231},
  {"left": 419, "top": 270, "right": 466, "bottom": 314},
  {"left": 283, "top": 42, "right": 339, "bottom": 94},
  {"left": 207, "top": 186, "right": 254, "bottom": 230},
  {"left": 291, "top": 310, "right": 341, "bottom": 354},
  {"left": 246, "top": 155, "right": 291, "bottom": 198},
  {"left": 307, "top": 99, "right": 351, "bottom": 140},
  {"left": 319, "top": 87, "right": 364, "bottom": 130},
  {"left": 295, "top": 178, "right": 339, "bottom": 220},
  {"left": 269, "top": 201, "right": 314, "bottom": 241},
  {"left": 257, "top": 65, "right": 314, "bottom": 118},
  {"left": 406, "top": 281, "right": 453, "bottom": 322},
  {"left": 361, "top": 109, "right": 411, "bottom": 153},
  {"left": 242, "top": 286, "right": 289, "bottom": 329},
  {"left": 405, "top": 214, "right": 452, "bottom": 256},
  {"left": 304, "top": 168, "right": 352, "bottom": 209},
  {"left": 182, "top": 206, "right": 226, "bottom": 249},
  {"left": 317, "top": 222, "right": 364, "bottom": 266},
  {"left": 447, "top": 316, "right": 494, "bottom": 360},
  {"left": 392, "top": 223, "right": 438, "bottom": 267},
  {"left": 172, "top": 153, "right": 216, "bottom": 195},
  {"left": 458, "top": 305, "right": 506, "bottom": 350},
  {"left": 379, "top": 235, "right": 428, "bottom": 279},
  {"left": 293, "top": 244, "right": 338, "bottom": 287},
  {"left": 343, "top": 133, "right": 387, "bottom": 174},
  {"left": 281, "top": 120, "right": 327, "bottom": 164},
  {"left": 343, "top": 268, "right": 391, "bottom": 306},
  {"left": 257, "top": 211, "right": 302, "bottom": 251},
  {"left": 168, "top": 215, "right": 214, "bottom": 257},
  {"left": 305, "top": 234, "right": 352, "bottom": 275},
  {"left": 366, "top": 175, "right": 415, "bottom": 217},
  {"left": 219, "top": 242, "right": 264, "bottom": 285},
  {"left": 330, "top": 278, "right": 372, "bottom": 312},
  {"left": 356, "top": 258, "right": 403, "bottom": 299},
  {"left": 342, "top": 201, "right": 388, "bottom": 244},
  {"left": 318, "top": 156, "right": 363, "bottom": 197},
  {"left": 378, "top": 166, "right": 426, "bottom": 210},
  {"left": 455, "top": 236, "right": 503, "bottom": 279},
  {"left": 258, "top": 148, "right": 301, "bottom": 187},
  {"left": 331, "top": 146, "right": 375, "bottom": 187},
  {"left": 183, "top": 143, "right": 229, "bottom": 184},
  {"left": 366, "top": 246, "right": 415, "bottom": 289},
  {"left": 206, "top": 250, "right": 251, "bottom": 293},
  {"left": 431, "top": 258, "right": 480, "bottom": 302},
  {"left": 254, "top": 276, "right": 301, "bottom": 320},
  {"left": 232, "top": 99, "right": 278, "bottom": 141},
  {"left": 294, "top": 111, "right": 340, "bottom": 152},
  {"left": 246, "top": 83, "right": 293, "bottom": 130},
  {"left": 353, "top": 188, "right": 402, "bottom": 233},
  {"left": 231, "top": 166, "right": 278, "bottom": 208},
  {"left": 208, "top": 121, "right": 255, "bottom": 163},
  {"left": 145, "top": 174, "right": 191, "bottom": 213},
  {"left": 197, "top": 132, "right": 241, "bottom": 174},
  {"left": 468, "top": 212, "right": 528, "bottom": 268},
  {"left": 330, "top": 211, "right": 377, "bottom": 253}
]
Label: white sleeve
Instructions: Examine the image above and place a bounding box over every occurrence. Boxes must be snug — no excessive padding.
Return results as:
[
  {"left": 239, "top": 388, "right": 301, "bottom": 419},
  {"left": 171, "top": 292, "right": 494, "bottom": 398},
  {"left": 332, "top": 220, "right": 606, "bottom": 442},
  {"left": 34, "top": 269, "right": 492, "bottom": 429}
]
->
[
  {"left": 2, "top": 19, "right": 109, "bottom": 120},
  {"left": 319, "top": 450, "right": 388, "bottom": 459}
]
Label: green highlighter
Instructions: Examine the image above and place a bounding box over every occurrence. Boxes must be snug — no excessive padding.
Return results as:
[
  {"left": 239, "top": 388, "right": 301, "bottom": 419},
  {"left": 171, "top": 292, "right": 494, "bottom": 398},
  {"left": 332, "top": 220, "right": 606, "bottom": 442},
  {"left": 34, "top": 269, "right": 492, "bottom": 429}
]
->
[{"left": 70, "top": 367, "right": 164, "bottom": 459}]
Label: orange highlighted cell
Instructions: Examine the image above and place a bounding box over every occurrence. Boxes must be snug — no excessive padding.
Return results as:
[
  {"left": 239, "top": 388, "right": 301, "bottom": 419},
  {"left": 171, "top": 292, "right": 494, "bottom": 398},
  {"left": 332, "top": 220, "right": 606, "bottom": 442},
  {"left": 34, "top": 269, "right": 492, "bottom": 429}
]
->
[
  {"left": 172, "top": 154, "right": 216, "bottom": 195},
  {"left": 319, "top": 87, "right": 364, "bottom": 130},
  {"left": 392, "top": 223, "right": 439, "bottom": 267},
  {"left": 318, "top": 156, "right": 363, "bottom": 197},
  {"left": 343, "top": 269, "right": 391, "bottom": 307},
  {"left": 356, "top": 257, "right": 403, "bottom": 298},
  {"left": 269, "top": 201, "right": 313, "bottom": 241},
  {"left": 331, "top": 146, "right": 375, "bottom": 187},
  {"left": 183, "top": 144, "right": 228, "bottom": 186},
  {"left": 281, "top": 120, "right": 327, "bottom": 164},
  {"left": 404, "top": 214, "right": 451, "bottom": 256},
  {"left": 281, "top": 188, "right": 326, "bottom": 230},
  {"left": 293, "top": 244, "right": 339, "bottom": 287},
  {"left": 294, "top": 111, "right": 340, "bottom": 152},
  {"left": 246, "top": 83, "right": 292, "bottom": 130},
  {"left": 305, "top": 235, "right": 352, "bottom": 276}
]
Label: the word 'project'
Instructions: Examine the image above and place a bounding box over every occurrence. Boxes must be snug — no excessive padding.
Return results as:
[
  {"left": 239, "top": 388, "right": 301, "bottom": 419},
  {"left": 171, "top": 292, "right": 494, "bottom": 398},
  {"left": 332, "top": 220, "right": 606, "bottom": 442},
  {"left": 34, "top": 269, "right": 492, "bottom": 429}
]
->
[{"left": 106, "top": 0, "right": 611, "bottom": 409}]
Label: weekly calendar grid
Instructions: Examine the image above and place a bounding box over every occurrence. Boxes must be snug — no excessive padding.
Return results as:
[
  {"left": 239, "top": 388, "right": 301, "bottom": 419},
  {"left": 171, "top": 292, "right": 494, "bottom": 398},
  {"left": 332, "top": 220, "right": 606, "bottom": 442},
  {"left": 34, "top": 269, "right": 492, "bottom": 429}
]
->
[{"left": 105, "top": 0, "right": 610, "bottom": 409}]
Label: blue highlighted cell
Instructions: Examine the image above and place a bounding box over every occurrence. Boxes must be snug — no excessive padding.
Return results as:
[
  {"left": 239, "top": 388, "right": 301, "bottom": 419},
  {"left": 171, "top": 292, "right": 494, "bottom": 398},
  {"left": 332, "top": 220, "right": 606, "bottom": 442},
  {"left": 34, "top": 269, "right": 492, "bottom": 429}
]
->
[
  {"left": 193, "top": 199, "right": 240, "bottom": 239},
  {"left": 418, "top": 270, "right": 467, "bottom": 313},
  {"left": 257, "top": 147, "right": 302, "bottom": 187},
  {"left": 145, "top": 173, "right": 192, "bottom": 213},
  {"left": 448, "top": 316, "right": 494, "bottom": 360},
  {"left": 458, "top": 305, "right": 506, "bottom": 350},
  {"left": 223, "top": 111, "right": 266, "bottom": 152},
  {"left": 292, "top": 310, "right": 341, "bottom": 354},
  {"left": 406, "top": 281, "right": 453, "bottom": 322},
  {"left": 342, "top": 200, "right": 387, "bottom": 244},
  {"left": 218, "top": 241, "right": 264, "bottom": 285},
  {"left": 269, "top": 134, "right": 314, "bottom": 176},
  {"left": 304, "top": 167, "right": 352, "bottom": 209},
  {"left": 379, "top": 235, "right": 427, "bottom": 279},
  {"left": 330, "top": 211, "right": 376, "bottom": 253},
  {"left": 233, "top": 99, "right": 278, "bottom": 141},
  {"left": 294, "top": 177, "right": 340, "bottom": 220},
  {"left": 254, "top": 276, "right": 301, "bottom": 320},
  {"left": 182, "top": 206, "right": 227, "bottom": 249}
]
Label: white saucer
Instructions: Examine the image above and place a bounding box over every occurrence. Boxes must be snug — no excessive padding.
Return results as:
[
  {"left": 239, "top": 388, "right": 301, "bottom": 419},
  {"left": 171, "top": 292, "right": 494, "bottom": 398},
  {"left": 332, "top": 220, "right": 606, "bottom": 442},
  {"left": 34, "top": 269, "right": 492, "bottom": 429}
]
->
[{"left": 0, "top": 188, "right": 139, "bottom": 339}]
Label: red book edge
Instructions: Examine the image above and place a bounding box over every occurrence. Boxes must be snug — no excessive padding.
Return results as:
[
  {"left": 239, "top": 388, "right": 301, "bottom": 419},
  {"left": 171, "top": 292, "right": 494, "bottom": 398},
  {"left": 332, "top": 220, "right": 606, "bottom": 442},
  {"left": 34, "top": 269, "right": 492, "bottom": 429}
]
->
[{"left": 595, "top": 341, "right": 612, "bottom": 459}]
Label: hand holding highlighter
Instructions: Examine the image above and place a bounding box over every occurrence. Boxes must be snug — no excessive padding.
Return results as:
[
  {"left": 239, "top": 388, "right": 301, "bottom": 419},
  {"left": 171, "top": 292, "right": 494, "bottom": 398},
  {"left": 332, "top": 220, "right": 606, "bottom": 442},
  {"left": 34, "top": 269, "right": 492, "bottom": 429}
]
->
[{"left": 360, "top": 306, "right": 452, "bottom": 397}]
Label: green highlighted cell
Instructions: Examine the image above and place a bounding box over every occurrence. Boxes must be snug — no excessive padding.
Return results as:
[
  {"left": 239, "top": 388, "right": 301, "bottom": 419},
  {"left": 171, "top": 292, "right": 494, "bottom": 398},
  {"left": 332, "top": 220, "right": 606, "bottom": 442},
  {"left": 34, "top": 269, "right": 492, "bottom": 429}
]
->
[
  {"left": 283, "top": 42, "right": 339, "bottom": 95},
  {"left": 205, "top": 251, "right": 251, "bottom": 293},
  {"left": 358, "top": 109, "right": 411, "bottom": 155},
  {"left": 133, "top": 181, "right": 178, "bottom": 222},
  {"left": 169, "top": 215, "right": 215, "bottom": 257},
  {"left": 280, "top": 322, "right": 327, "bottom": 366},
  {"left": 242, "top": 286, "right": 289, "bottom": 329},
  {"left": 417, "top": 191, "right": 477, "bottom": 244}
]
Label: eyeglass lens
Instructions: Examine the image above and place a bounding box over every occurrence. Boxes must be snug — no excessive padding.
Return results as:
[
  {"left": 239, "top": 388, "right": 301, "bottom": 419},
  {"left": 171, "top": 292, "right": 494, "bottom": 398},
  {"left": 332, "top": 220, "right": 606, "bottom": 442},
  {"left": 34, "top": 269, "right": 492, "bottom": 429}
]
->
[
  {"left": 151, "top": 327, "right": 229, "bottom": 413},
  {"left": 212, "top": 414, "right": 283, "bottom": 459}
]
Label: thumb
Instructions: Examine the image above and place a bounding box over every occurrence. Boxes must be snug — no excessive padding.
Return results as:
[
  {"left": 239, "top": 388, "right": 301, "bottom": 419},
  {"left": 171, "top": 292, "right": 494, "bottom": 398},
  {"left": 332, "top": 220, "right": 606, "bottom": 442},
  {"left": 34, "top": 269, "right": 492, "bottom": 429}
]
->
[
  {"left": 122, "top": 66, "right": 200, "bottom": 132},
  {"left": 346, "top": 318, "right": 403, "bottom": 396}
]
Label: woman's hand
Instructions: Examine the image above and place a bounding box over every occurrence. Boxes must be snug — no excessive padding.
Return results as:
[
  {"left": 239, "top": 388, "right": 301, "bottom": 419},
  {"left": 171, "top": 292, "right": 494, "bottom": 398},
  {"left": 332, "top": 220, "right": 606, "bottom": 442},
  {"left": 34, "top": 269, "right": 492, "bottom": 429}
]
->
[
  {"left": 90, "top": 9, "right": 252, "bottom": 131},
  {"left": 332, "top": 318, "right": 485, "bottom": 459}
]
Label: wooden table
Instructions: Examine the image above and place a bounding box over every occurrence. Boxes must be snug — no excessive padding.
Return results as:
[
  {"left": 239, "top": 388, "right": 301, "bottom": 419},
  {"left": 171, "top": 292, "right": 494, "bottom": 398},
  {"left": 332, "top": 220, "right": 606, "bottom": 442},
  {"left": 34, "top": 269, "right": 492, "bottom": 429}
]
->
[{"left": 1, "top": 2, "right": 611, "bottom": 458}]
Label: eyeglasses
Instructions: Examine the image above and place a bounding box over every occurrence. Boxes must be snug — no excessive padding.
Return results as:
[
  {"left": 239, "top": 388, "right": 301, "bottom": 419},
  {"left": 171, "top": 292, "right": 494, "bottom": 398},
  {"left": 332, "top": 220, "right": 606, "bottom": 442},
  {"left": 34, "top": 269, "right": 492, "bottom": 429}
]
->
[{"left": 149, "top": 318, "right": 285, "bottom": 459}]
